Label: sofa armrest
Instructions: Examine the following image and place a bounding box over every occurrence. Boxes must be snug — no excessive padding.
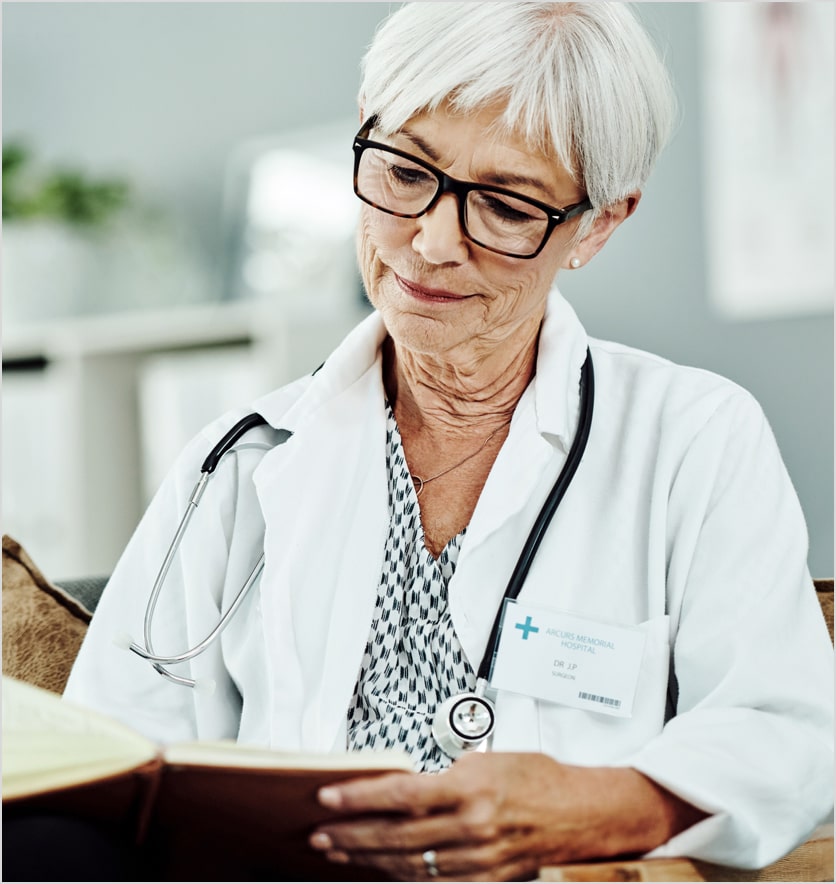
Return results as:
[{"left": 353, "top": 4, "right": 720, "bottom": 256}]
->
[{"left": 538, "top": 824, "right": 834, "bottom": 882}]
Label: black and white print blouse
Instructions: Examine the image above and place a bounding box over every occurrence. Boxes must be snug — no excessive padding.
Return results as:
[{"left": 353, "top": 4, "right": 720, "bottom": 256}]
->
[{"left": 346, "top": 404, "right": 477, "bottom": 772}]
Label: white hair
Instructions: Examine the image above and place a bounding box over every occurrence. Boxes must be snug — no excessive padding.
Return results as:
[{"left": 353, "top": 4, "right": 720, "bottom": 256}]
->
[{"left": 359, "top": 2, "right": 677, "bottom": 235}]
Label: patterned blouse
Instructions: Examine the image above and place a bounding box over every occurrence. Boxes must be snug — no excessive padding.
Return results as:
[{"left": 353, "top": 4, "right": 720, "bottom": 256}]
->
[{"left": 346, "top": 404, "right": 477, "bottom": 772}]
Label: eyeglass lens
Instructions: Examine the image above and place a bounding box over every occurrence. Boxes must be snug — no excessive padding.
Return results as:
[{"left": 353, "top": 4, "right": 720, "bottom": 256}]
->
[{"left": 356, "top": 146, "right": 551, "bottom": 257}]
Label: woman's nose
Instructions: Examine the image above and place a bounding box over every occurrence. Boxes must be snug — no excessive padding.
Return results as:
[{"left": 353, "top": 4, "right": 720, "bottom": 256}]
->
[{"left": 411, "top": 193, "right": 469, "bottom": 265}]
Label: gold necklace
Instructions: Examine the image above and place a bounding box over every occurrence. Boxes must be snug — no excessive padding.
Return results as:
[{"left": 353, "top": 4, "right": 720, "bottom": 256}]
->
[{"left": 411, "top": 426, "right": 504, "bottom": 496}]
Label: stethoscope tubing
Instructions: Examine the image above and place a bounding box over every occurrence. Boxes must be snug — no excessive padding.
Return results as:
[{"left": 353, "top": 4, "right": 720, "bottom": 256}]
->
[
  {"left": 130, "top": 552, "right": 266, "bottom": 668},
  {"left": 126, "top": 413, "right": 270, "bottom": 685},
  {"left": 141, "top": 476, "right": 208, "bottom": 660}
]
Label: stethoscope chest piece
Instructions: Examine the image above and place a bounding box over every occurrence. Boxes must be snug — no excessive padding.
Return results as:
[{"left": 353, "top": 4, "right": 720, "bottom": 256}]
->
[{"left": 432, "top": 688, "right": 496, "bottom": 759}]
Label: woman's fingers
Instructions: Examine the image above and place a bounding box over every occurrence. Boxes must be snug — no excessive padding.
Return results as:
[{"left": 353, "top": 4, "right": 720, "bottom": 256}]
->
[
  {"left": 313, "top": 802, "right": 497, "bottom": 853},
  {"left": 318, "top": 767, "right": 461, "bottom": 815}
]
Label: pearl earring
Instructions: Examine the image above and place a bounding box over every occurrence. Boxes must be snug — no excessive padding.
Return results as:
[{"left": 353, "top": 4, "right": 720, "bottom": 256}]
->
[{"left": 570, "top": 257, "right": 581, "bottom": 269}]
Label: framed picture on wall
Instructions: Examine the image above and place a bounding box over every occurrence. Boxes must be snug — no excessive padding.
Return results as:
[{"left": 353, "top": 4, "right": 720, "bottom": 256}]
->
[{"left": 701, "top": 2, "right": 834, "bottom": 320}]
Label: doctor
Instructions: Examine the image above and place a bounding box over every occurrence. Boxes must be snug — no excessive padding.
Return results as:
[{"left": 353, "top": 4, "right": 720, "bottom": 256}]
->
[{"left": 65, "top": 2, "right": 833, "bottom": 881}]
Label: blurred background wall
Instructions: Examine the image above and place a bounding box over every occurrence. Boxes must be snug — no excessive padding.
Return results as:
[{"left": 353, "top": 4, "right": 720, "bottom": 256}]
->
[{"left": 3, "top": 2, "right": 833, "bottom": 580}]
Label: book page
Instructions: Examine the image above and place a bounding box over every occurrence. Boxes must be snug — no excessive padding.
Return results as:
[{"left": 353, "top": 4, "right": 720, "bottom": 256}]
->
[
  {"left": 2, "top": 676, "right": 158, "bottom": 800},
  {"left": 163, "top": 739, "right": 413, "bottom": 771}
]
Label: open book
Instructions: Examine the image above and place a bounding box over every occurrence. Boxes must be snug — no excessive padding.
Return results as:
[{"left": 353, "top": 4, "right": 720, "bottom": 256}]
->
[{"left": 2, "top": 676, "right": 412, "bottom": 880}]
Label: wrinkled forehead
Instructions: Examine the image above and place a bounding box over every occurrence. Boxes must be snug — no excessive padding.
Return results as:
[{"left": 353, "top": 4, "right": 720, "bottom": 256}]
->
[
  {"left": 368, "top": 96, "right": 577, "bottom": 187},
  {"left": 374, "top": 100, "right": 555, "bottom": 164}
]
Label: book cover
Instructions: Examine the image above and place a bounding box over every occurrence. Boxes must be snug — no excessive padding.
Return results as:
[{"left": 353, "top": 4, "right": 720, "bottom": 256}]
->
[{"left": 3, "top": 677, "right": 411, "bottom": 880}]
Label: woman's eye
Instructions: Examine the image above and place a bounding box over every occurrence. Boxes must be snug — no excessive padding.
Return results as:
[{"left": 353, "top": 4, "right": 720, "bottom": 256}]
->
[
  {"left": 479, "top": 193, "right": 538, "bottom": 224},
  {"left": 388, "top": 163, "right": 432, "bottom": 186}
]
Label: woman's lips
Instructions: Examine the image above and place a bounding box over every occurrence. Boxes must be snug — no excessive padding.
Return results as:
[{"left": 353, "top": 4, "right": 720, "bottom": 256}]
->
[{"left": 395, "top": 273, "right": 471, "bottom": 303}]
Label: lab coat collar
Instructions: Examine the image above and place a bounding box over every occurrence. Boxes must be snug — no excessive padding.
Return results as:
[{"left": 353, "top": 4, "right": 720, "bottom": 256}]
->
[
  {"left": 450, "top": 288, "right": 590, "bottom": 655},
  {"left": 531, "top": 286, "right": 590, "bottom": 452},
  {"left": 252, "top": 309, "right": 387, "bottom": 433}
]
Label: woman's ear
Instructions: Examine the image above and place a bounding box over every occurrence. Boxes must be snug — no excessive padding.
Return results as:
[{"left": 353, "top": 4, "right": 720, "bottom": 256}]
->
[{"left": 564, "top": 193, "right": 641, "bottom": 270}]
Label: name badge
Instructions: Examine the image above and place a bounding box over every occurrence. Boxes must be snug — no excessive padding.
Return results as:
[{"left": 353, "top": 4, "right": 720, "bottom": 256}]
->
[{"left": 489, "top": 600, "right": 646, "bottom": 717}]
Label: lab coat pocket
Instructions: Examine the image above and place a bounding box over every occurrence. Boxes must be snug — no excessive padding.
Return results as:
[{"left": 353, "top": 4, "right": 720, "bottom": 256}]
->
[{"left": 537, "top": 614, "right": 671, "bottom": 765}]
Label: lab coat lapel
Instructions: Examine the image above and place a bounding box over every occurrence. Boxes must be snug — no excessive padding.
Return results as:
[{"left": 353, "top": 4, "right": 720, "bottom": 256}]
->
[
  {"left": 253, "top": 315, "right": 390, "bottom": 752},
  {"left": 450, "top": 395, "right": 557, "bottom": 678},
  {"left": 464, "top": 287, "right": 588, "bottom": 551}
]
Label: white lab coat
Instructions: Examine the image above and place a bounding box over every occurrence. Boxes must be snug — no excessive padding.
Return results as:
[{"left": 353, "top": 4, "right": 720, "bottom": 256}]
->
[{"left": 65, "top": 289, "right": 833, "bottom": 868}]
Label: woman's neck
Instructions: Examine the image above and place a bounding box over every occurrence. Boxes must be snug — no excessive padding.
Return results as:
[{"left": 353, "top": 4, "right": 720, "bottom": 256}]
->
[{"left": 383, "top": 327, "right": 539, "bottom": 441}]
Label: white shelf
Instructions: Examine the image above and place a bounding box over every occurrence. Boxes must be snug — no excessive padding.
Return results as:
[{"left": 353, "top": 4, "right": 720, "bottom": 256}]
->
[{"left": 3, "top": 299, "right": 269, "bottom": 360}]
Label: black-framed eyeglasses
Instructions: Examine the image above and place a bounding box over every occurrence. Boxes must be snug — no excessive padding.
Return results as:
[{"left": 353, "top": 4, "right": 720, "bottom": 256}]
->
[{"left": 352, "top": 115, "right": 592, "bottom": 259}]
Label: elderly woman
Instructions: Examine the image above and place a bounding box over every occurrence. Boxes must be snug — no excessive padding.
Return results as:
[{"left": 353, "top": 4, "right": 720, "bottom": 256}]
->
[{"left": 65, "top": 2, "right": 832, "bottom": 881}]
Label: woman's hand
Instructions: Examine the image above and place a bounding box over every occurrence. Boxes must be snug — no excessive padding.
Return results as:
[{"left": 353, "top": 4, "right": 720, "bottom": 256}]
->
[{"left": 309, "top": 752, "right": 706, "bottom": 881}]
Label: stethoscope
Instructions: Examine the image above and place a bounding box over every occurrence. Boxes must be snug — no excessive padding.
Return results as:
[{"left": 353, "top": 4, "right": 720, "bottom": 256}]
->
[{"left": 122, "top": 351, "right": 594, "bottom": 757}]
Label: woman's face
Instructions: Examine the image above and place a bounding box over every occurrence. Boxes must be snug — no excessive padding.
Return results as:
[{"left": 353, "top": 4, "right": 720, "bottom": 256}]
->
[{"left": 357, "top": 103, "right": 589, "bottom": 361}]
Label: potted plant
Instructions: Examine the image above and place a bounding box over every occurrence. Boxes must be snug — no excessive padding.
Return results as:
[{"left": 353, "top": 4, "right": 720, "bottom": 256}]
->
[{"left": 2, "top": 143, "right": 131, "bottom": 323}]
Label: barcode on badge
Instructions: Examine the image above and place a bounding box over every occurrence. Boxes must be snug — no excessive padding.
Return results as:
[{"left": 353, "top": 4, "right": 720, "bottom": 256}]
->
[{"left": 578, "top": 691, "right": 621, "bottom": 708}]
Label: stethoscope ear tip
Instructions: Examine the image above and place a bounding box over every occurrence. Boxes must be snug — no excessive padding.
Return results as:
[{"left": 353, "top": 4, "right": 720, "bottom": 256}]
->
[{"left": 112, "top": 632, "right": 135, "bottom": 651}]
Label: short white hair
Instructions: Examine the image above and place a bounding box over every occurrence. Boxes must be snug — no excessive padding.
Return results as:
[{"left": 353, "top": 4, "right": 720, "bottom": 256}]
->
[{"left": 359, "top": 2, "right": 677, "bottom": 233}]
